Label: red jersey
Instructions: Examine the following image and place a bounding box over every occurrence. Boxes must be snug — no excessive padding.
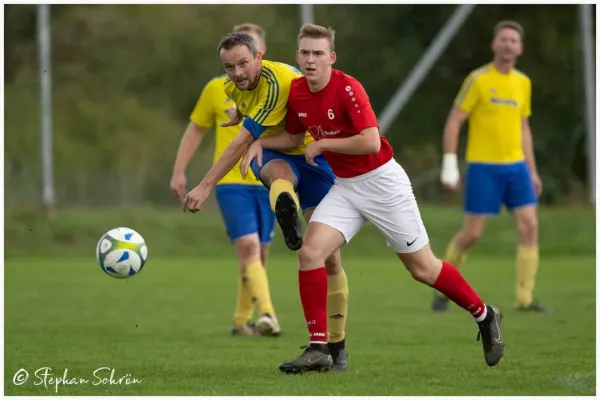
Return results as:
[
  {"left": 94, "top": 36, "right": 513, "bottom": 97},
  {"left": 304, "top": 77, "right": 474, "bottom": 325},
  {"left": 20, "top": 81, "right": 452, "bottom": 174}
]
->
[{"left": 285, "top": 69, "right": 394, "bottom": 178}]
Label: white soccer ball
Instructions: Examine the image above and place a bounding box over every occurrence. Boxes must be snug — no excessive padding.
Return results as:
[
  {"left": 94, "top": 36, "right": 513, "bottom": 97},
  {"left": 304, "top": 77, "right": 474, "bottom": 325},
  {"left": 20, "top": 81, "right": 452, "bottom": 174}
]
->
[{"left": 96, "top": 227, "right": 148, "bottom": 279}]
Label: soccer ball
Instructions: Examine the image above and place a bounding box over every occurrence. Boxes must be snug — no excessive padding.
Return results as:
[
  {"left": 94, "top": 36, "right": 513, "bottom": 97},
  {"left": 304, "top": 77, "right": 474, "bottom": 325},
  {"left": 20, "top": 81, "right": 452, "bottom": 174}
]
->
[{"left": 96, "top": 227, "right": 148, "bottom": 279}]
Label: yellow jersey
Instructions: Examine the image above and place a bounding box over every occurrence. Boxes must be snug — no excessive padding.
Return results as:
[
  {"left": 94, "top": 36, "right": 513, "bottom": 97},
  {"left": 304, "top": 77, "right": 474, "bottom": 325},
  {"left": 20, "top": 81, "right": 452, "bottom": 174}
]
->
[
  {"left": 455, "top": 63, "right": 531, "bottom": 164},
  {"left": 190, "top": 75, "right": 262, "bottom": 186},
  {"left": 224, "top": 59, "right": 314, "bottom": 155}
]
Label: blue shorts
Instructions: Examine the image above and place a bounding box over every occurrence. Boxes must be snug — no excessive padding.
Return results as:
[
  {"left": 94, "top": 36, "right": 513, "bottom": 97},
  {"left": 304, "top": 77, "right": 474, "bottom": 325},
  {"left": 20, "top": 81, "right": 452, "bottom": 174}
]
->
[
  {"left": 464, "top": 161, "right": 538, "bottom": 215},
  {"left": 214, "top": 184, "right": 275, "bottom": 243},
  {"left": 250, "top": 150, "right": 336, "bottom": 211}
]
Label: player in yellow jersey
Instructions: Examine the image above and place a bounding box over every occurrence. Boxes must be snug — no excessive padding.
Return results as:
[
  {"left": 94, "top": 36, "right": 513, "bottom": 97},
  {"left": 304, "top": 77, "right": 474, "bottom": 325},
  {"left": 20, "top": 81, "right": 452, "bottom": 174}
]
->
[
  {"left": 183, "top": 31, "right": 350, "bottom": 371},
  {"left": 434, "top": 21, "right": 546, "bottom": 312},
  {"left": 170, "top": 24, "right": 280, "bottom": 337}
]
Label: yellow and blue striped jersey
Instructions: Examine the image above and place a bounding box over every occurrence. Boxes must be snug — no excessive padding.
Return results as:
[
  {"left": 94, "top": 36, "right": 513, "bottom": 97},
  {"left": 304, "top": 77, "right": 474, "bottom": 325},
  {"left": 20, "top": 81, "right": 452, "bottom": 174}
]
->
[
  {"left": 224, "top": 59, "right": 314, "bottom": 155},
  {"left": 190, "top": 75, "right": 262, "bottom": 186},
  {"left": 455, "top": 63, "right": 531, "bottom": 164}
]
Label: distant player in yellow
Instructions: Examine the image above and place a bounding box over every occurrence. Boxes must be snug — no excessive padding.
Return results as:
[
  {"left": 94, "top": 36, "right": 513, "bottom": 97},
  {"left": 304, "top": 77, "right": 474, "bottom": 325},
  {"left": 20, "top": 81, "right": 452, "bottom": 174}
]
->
[
  {"left": 435, "top": 21, "right": 546, "bottom": 312},
  {"left": 170, "top": 23, "right": 280, "bottom": 337},
  {"left": 183, "top": 31, "right": 350, "bottom": 371}
]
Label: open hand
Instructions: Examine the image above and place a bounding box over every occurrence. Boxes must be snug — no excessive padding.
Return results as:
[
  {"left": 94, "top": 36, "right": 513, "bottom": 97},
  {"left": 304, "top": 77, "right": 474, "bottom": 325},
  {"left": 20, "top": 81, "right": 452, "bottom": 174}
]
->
[{"left": 240, "top": 141, "right": 263, "bottom": 179}]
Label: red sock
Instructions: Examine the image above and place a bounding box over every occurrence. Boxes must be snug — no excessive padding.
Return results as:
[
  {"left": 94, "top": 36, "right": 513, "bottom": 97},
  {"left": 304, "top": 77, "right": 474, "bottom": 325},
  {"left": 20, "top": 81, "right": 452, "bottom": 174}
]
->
[
  {"left": 432, "top": 261, "right": 487, "bottom": 320},
  {"left": 299, "top": 267, "right": 328, "bottom": 343}
]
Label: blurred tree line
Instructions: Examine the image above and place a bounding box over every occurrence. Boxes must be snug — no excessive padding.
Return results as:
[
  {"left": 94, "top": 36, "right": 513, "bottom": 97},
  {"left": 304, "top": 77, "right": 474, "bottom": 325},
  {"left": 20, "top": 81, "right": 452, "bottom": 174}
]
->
[{"left": 4, "top": 4, "right": 594, "bottom": 209}]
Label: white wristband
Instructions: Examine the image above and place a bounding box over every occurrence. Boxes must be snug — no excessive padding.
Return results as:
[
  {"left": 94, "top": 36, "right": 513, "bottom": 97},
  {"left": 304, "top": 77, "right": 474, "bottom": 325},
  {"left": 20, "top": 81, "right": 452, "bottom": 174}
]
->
[{"left": 440, "top": 153, "right": 460, "bottom": 186}]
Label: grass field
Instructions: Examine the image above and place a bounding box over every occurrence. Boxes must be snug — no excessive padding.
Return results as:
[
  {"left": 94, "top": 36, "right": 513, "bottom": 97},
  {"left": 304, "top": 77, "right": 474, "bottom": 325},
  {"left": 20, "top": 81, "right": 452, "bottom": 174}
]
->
[{"left": 4, "top": 206, "right": 596, "bottom": 395}]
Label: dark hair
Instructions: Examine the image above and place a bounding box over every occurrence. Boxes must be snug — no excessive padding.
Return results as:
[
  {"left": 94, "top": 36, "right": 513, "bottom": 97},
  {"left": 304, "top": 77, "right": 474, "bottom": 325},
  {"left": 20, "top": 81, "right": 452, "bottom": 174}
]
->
[
  {"left": 217, "top": 32, "right": 258, "bottom": 56},
  {"left": 493, "top": 20, "right": 524, "bottom": 39}
]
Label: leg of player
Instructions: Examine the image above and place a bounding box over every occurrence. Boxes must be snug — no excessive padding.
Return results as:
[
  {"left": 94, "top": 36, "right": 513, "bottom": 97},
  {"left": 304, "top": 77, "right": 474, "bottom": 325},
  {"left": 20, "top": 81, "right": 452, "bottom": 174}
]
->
[
  {"left": 231, "top": 234, "right": 263, "bottom": 336},
  {"left": 304, "top": 208, "right": 349, "bottom": 372},
  {"left": 216, "top": 186, "right": 280, "bottom": 337},
  {"left": 256, "top": 157, "right": 304, "bottom": 251},
  {"left": 433, "top": 162, "right": 498, "bottom": 312},
  {"left": 512, "top": 205, "right": 543, "bottom": 310},
  {"left": 505, "top": 161, "right": 546, "bottom": 311},
  {"left": 278, "top": 221, "right": 346, "bottom": 374},
  {"left": 432, "top": 214, "right": 487, "bottom": 311},
  {"left": 253, "top": 186, "right": 282, "bottom": 335},
  {"left": 397, "top": 246, "right": 504, "bottom": 366},
  {"left": 357, "top": 160, "right": 504, "bottom": 367}
]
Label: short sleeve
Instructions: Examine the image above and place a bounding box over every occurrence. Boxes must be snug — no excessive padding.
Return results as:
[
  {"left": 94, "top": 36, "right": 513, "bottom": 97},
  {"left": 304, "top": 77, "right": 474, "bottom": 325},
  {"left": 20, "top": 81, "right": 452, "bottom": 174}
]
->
[
  {"left": 189, "top": 79, "right": 217, "bottom": 128},
  {"left": 342, "top": 77, "right": 379, "bottom": 133},
  {"left": 454, "top": 73, "right": 479, "bottom": 114},
  {"left": 285, "top": 99, "right": 305, "bottom": 135},
  {"left": 522, "top": 78, "right": 532, "bottom": 118}
]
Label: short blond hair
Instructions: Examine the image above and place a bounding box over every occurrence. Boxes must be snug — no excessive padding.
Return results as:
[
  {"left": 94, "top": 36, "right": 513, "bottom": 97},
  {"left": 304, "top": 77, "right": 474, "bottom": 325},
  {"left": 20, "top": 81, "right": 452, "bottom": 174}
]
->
[
  {"left": 298, "top": 23, "right": 336, "bottom": 51},
  {"left": 233, "top": 23, "right": 266, "bottom": 41},
  {"left": 493, "top": 20, "right": 524, "bottom": 39}
]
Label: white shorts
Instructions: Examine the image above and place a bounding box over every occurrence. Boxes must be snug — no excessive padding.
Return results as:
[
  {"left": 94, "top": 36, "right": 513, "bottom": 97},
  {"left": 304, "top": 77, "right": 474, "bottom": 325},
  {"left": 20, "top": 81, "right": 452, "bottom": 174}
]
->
[{"left": 310, "top": 159, "right": 429, "bottom": 253}]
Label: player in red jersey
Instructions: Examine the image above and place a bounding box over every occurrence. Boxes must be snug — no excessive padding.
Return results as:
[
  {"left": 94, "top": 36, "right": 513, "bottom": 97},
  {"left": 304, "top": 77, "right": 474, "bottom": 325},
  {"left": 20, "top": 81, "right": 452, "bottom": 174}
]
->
[{"left": 241, "top": 24, "right": 505, "bottom": 374}]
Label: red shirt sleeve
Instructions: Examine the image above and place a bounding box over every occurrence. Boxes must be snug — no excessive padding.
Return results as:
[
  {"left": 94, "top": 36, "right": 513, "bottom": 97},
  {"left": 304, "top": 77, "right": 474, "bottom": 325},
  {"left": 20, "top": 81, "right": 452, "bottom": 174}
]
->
[
  {"left": 341, "top": 76, "right": 379, "bottom": 133},
  {"left": 285, "top": 98, "right": 305, "bottom": 135}
]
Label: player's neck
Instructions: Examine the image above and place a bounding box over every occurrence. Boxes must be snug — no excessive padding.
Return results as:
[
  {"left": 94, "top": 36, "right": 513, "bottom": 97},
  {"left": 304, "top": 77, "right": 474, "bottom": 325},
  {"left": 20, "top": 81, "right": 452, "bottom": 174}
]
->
[
  {"left": 491, "top": 60, "right": 514, "bottom": 75},
  {"left": 307, "top": 69, "right": 333, "bottom": 93},
  {"left": 248, "top": 66, "right": 262, "bottom": 90}
]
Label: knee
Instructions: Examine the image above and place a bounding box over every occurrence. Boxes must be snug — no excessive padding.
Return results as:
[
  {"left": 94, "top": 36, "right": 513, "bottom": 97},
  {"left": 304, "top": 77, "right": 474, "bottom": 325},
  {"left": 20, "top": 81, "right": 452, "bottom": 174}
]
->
[
  {"left": 462, "top": 227, "right": 483, "bottom": 247},
  {"left": 263, "top": 161, "right": 296, "bottom": 185},
  {"left": 298, "top": 242, "right": 326, "bottom": 270},
  {"left": 400, "top": 250, "right": 441, "bottom": 285},
  {"left": 517, "top": 214, "right": 538, "bottom": 242},
  {"left": 235, "top": 237, "right": 261, "bottom": 266},
  {"left": 324, "top": 250, "right": 343, "bottom": 275},
  {"left": 409, "top": 263, "right": 436, "bottom": 285}
]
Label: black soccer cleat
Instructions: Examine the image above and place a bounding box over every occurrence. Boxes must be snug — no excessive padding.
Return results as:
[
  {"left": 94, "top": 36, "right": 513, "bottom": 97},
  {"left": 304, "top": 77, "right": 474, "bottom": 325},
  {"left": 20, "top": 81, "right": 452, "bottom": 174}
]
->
[
  {"left": 431, "top": 291, "right": 450, "bottom": 312},
  {"left": 516, "top": 299, "right": 552, "bottom": 313},
  {"left": 279, "top": 343, "right": 333, "bottom": 374},
  {"left": 328, "top": 340, "right": 348, "bottom": 372},
  {"left": 476, "top": 305, "right": 505, "bottom": 367},
  {"left": 274, "top": 192, "right": 303, "bottom": 251}
]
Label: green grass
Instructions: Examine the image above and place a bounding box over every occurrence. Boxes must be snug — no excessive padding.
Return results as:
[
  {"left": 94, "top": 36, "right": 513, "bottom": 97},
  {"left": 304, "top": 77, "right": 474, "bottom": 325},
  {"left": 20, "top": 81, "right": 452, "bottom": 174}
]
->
[
  {"left": 5, "top": 253, "right": 596, "bottom": 395},
  {"left": 4, "top": 205, "right": 596, "bottom": 258}
]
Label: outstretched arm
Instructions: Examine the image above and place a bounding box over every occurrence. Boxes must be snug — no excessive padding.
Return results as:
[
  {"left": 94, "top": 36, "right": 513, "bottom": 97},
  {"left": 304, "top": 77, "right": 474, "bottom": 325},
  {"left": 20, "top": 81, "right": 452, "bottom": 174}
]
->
[{"left": 199, "top": 128, "right": 254, "bottom": 188}]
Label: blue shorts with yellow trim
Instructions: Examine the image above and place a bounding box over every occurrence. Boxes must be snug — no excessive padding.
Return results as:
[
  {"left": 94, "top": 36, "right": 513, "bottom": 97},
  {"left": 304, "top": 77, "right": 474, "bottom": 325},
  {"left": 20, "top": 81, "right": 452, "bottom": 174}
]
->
[
  {"left": 250, "top": 149, "right": 335, "bottom": 212},
  {"left": 215, "top": 184, "right": 275, "bottom": 243},
  {"left": 464, "top": 161, "right": 537, "bottom": 215}
]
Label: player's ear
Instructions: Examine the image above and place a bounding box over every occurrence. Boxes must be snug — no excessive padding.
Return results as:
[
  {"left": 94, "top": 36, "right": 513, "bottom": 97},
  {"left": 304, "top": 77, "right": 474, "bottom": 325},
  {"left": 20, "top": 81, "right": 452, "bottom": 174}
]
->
[
  {"left": 255, "top": 51, "right": 263, "bottom": 62},
  {"left": 295, "top": 50, "right": 300, "bottom": 64},
  {"left": 330, "top": 51, "right": 337, "bottom": 66}
]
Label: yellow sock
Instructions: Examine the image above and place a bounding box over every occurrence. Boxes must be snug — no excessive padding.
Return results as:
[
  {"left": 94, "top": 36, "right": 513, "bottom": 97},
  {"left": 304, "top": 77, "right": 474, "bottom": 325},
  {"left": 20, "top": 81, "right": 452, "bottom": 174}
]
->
[
  {"left": 244, "top": 259, "right": 276, "bottom": 317},
  {"left": 269, "top": 179, "right": 300, "bottom": 213},
  {"left": 327, "top": 269, "right": 349, "bottom": 343},
  {"left": 434, "top": 237, "right": 468, "bottom": 299},
  {"left": 444, "top": 237, "right": 468, "bottom": 269},
  {"left": 233, "top": 269, "right": 256, "bottom": 328},
  {"left": 516, "top": 245, "right": 539, "bottom": 307}
]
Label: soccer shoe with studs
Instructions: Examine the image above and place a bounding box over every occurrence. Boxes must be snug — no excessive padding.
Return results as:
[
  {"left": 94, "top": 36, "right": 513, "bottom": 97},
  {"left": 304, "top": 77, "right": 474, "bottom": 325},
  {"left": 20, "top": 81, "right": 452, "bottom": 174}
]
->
[
  {"left": 328, "top": 341, "right": 348, "bottom": 372},
  {"left": 274, "top": 192, "right": 303, "bottom": 251},
  {"left": 231, "top": 322, "right": 258, "bottom": 336},
  {"left": 476, "top": 305, "right": 504, "bottom": 366},
  {"left": 255, "top": 313, "right": 281, "bottom": 337},
  {"left": 279, "top": 343, "right": 333, "bottom": 374}
]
